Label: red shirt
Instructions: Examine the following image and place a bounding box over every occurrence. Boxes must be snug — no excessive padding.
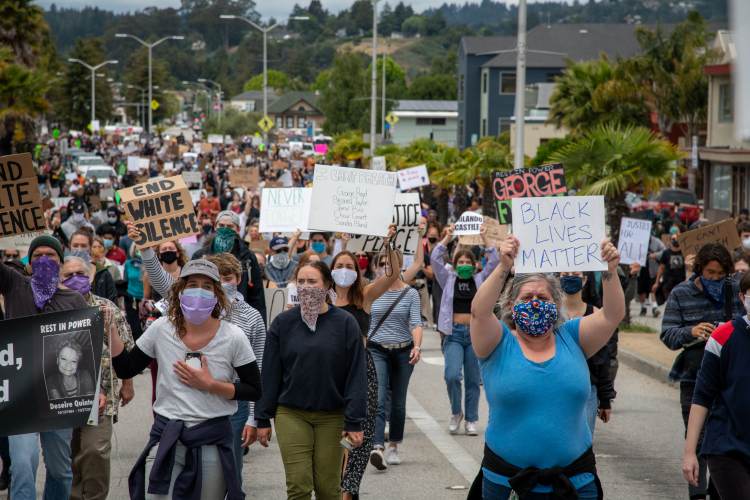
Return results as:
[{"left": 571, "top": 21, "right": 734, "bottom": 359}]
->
[{"left": 106, "top": 247, "right": 127, "bottom": 265}]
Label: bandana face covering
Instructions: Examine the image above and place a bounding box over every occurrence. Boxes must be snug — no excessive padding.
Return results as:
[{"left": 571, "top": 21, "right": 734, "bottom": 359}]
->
[
  {"left": 271, "top": 252, "right": 290, "bottom": 269},
  {"left": 297, "top": 285, "right": 328, "bottom": 331},
  {"left": 213, "top": 227, "right": 236, "bottom": 253},
  {"left": 357, "top": 257, "right": 369, "bottom": 270},
  {"left": 698, "top": 274, "right": 726, "bottom": 307},
  {"left": 179, "top": 294, "right": 217, "bottom": 325},
  {"left": 31, "top": 256, "right": 60, "bottom": 310},
  {"left": 62, "top": 274, "right": 92, "bottom": 296},
  {"left": 512, "top": 299, "right": 558, "bottom": 338},
  {"left": 222, "top": 282, "right": 244, "bottom": 303}
]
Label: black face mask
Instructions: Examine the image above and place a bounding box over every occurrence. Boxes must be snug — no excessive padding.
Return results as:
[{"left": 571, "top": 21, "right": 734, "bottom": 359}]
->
[
  {"left": 428, "top": 237, "right": 438, "bottom": 243},
  {"left": 160, "top": 251, "right": 178, "bottom": 264},
  {"left": 671, "top": 239, "right": 679, "bottom": 248},
  {"left": 202, "top": 225, "right": 214, "bottom": 235}
]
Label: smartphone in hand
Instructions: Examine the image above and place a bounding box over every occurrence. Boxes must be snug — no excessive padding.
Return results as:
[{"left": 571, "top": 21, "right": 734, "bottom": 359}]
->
[
  {"left": 186, "top": 351, "right": 203, "bottom": 370},
  {"left": 340, "top": 435, "right": 354, "bottom": 452}
]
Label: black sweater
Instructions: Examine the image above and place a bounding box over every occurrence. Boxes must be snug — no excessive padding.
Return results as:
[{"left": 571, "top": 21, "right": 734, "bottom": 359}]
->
[{"left": 255, "top": 305, "right": 367, "bottom": 432}]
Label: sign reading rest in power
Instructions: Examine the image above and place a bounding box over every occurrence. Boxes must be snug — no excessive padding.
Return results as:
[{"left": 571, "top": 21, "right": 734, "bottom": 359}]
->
[{"left": 491, "top": 163, "right": 567, "bottom": 224}]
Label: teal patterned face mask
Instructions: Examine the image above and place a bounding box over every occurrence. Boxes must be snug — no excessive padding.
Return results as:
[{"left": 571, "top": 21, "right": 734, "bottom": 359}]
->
[{"left": 213, "top": 227, "right": 236, "bottom": 253}]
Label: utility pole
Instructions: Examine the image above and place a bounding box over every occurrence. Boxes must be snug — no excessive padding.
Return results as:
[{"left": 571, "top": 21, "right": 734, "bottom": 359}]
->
[
  {"left": 68, "top": 58, "right": 118, "bottom": 129},
  {"left": 513, "top": 0, "right": 527, "bottom": 170},
  {"left": 382, "top": 44, "right": 387, "bottom": 141},
  {"left": 199, "top": 78, "right": 222, "bottom": 125},
  {"left": 370, "top": 0, "right": 379, "bottom": 156}
]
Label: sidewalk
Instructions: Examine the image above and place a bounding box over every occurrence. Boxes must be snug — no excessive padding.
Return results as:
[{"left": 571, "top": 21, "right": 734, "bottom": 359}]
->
[{"left": 617, "top": 299, "right": 677, "bottom": 383}]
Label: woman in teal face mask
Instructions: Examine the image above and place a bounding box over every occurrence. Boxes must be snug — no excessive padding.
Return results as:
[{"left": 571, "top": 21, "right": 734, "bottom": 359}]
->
[{"left": 431, "top": 223, "right": 497, "bottom": 436}]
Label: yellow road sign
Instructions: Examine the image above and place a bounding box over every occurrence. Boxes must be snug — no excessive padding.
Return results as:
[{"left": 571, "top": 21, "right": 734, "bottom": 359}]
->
[
  {"left": 151, "top": 100, "right": 160, "bottom": 111},
  {"left": 385, "top": 112, "right": 399, "bottom": 126},
  {"left": 258, "top": 115, "right": 274, "bottom": 133}
]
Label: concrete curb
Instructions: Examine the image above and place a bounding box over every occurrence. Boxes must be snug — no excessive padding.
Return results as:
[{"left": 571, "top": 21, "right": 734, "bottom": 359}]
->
[{"left": 618, "top": 346, "right": 672, "bottom": 383}]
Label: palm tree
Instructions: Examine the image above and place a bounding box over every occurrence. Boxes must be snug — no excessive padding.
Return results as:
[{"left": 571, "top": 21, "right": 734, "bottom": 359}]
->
[
  {"left": 468, "top": 137, "right": 515, "bottom": 219},
  {"left": 549, "top": 124, "right": 685, "bottom": 246},
  {"left": 430, "top": 147, "right": 461, "bottom": 226},
  {"left": 401, "top": 138, "right": 439, "bottom": 208},
  {"left": 328, "top": 130, "right": 365, "bottom": 168},
  {"left": 0, "top": 0, "right": 46, "bottom": 67}
]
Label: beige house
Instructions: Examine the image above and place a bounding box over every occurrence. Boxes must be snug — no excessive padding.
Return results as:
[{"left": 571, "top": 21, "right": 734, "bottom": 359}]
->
[{"left": 699, "top": 30, "right": 750, "bottom": 221}]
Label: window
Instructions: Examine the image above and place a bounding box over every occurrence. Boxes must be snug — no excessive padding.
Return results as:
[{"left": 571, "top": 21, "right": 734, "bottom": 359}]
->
[
  {"left": 417, "top": 118, "right": 447, "bottom": 125},
  {"left": 483, "top": 72, "right": 488, "bottom": 93},
  {"left": 275, "top": 116, "right": 283, "bottom": 128},
  {"left": 286, "top": 116, "right": 294, "bottom": 128},
  {"left": 245, "top": 101, "right": 256, "bottom": 112},
  {"left": 298, "top": 106, "right": 305, "bottom": 111},
  {"left": 500, "top": 73, "right": 516, "bottom": 94},
  {"left": 719, "top": 84, "right": 733, "bottom": 123},
  {"left": 710, "top": 165, "right": 731, "bottom": 211},
  {"left": 459, "top": 119, "right": 464, "bottom": 148},
  {"left": 460, "top": 74, "right": 465, "bottom": 102},
  {"left": 546, "top": 73, "right": 558, "bottom": 83},
  {"left": 432, "top": 118, "right": 446, "bottom": 126},
  {"left": 482, "top": 119, "right": 487, "bottom": 137},
  {"left": 498, "top": 118, "right": 511, "bottom": 133},
  {"left": 298, "top": 116, "right": 307, "bottom": 128}
]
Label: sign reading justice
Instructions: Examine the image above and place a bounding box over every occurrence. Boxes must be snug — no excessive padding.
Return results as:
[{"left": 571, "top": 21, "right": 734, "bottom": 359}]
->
[
  {"left": 117, "top": 177, "right": 201, "bottom": 248},
  {"left": 0, "top": 153, "right": 47, "bottom": 237},
  {"left": 491, "top": 163, "right": 567, "bottom": 224}
]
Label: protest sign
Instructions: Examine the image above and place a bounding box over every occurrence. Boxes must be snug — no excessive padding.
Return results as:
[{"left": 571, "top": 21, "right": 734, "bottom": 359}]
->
[
  {"left": 371, "top": 156, "right": 386, "bottom": 171},
  {"left": 347, "top": 193, "right": 421, "bottom": 254},
  {"left": 89, "top": 195, "right": 101, "bottom": 210},
  {"left": 117, "top": 176, "right": 201, "bottom": 249},
  {"left": 200, "top": 143, "right": 213, "bottom": 153},
  {"left": 182, "top": 172, "right": 202, "bottom": 185},
  {"left": 265, "top": 181, "right": 283, "bottom": 187},
  {"left": 397, "top": 165, "right": 429, "bottom": 190},
  {"left": 207, "top": 134, "right": 223, "bottom": 144},
  {"left": 491, "top": 163, "right": 567, "bottom": 224},
  {"left": 245, "top": 154, "right": 253, "bottom": 163},
  {"left": 257, "top": 150, "right": 268, "bottom": 158},
  {"left": 248, "top": 239, "right": 269, "bottom": 252},
  {"left": 0, "top": 307, "right": 104, "bottom": 437},
  {"left": 291, "top": 160, "right": 304, "bottom": 170},
  {"left": 265, "top": 288, "right": 289, "bottom": 326},
  {"left": 139, "top": 158, "right": 150, "bottom": 170},
  {"left": 279, "top": 171, "right": 293, "bottom": 187},
  {"left": 0, "top": 230, "right": 52, "bottom": 250},
  {"left": 618, "top": 217, "right": 653, "bottom": 266},
  {"left": 51, "top": 197, "right": 72, "bottom": 210},
  {"left": 65, "top": 173, "right": 78, "bottom": 181},
  {"left": 512, "top": 196, "right": 607, "bottom": 273},
  {"left": 661, "top": 233, "right": 671, "bottom": 248},
  {"left": 188, "top": 189, "right": 203, "bottom": 206},
  {"left": 454, "top": 212, "right": 483, "bottom": 235},
  {"left": 273, "top": 161, "right": 287, "bottom": 171},
  {"left": 314, "top": 144, "right": 327, "bottom": 155},
  {"left": 677, "top": 219, "right": 741, "bottom": 256},
  {"left": 307, "top": 165, "right": 398, "bottom": 237},
  {"left": 100, "top": 188, "right": 114, "bottom": 200},
  {"left": 230, "top": 167, "right": 259, "bottom": 188},
  {"left": 232, "top": 158, "right": 242, "bottom": 167},
  {"left": 458, "top": 217, "right": 508, "bottom": 247},
  {"left": 41, "top": 197, "right": 55, "bottom": 211},
  {"left": 0, "top": 153, "right": 47, "bottom": 237},
  {"left": 259, "top": 187, "right": 313, "bottom": 233},
  {"left": 166, "top": 144, "right": 179, "bottom": 156},
  {"left": 163, "top": 162, "right": 174, "bottom": 171}
]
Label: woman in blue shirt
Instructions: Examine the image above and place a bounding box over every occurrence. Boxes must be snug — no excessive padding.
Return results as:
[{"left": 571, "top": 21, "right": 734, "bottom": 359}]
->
[{"left": 470, "top": 235, "right": 624, "bottom": 500}]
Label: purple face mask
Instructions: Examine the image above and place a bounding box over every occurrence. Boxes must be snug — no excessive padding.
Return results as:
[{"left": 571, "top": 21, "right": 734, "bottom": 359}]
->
[
  {"left": 31, "top": 256, "right": 60, "bottom": 310},
  {"left": 179, "top": 294, "right": 217, "bottom": 325},
  {"left": 62, "top": 274, "right": 91, "bottom": 297}
]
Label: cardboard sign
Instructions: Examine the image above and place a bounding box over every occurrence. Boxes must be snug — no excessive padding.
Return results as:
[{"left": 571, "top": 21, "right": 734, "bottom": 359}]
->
[
  {"left": 127, "top": 156, "right": 141, "bottom": 172},
  {"left": 200, "top": 143, "right": 213, "bottom": 153},
  {"left": 454, "top": 212, "right": 483, "bottom": 235},
  {"left": 41, "top": 197, "right": 55, "bottom": 211},
  {"left": 618, "top": 217, "right": 652, "bottom": 266},
  {"left": 0, "top": 307, "right": 103, "bottom": 437},
  {"left": 248, "top": 239, "right": 269, "bottom": 252},
  {"left": 677, "top": 219, "right": 742, "bottom": 256},
  {"left": 230, "top": 167, "right": 259, "bottom": 188},
  {"left": 265, "top": 288, "right": 289, "bottom": 326},
  {"left": 512, "top": 196, "right": 607, "bottom": 273},
  {"left": 371, "top": 156, "right": 386, "bottom": 171},
  {"left": 207, "top": 134, "right": 223, "bottom": 144},
  {"left": 397, "top": 165, "right": 429, "bottom": 190},
  {"left": 0, "top": 153, "right": 47, "bottom": 237},
  {"left": 0, "top": 230, "right": 52, "bottom": 250},
  {"left": 89, "top": 195, "right": 101, "bottom": 210},
  {"left": 661, "top": 234, "right": 671, "bottom": 248},
  {"left": 166, "top": 144, "right": 179, "bottom": 156},
  {"left": 492, "top": 163, "right": 567, "bottom": 224},
  {"left": 307, "top": 165, "right": 398, "bottom": 237},
  {"left": 117, "top": 177, "right": 201, "bottom": 249},
  {"left": 459, "top": 217, "right": 508, "bottom": 247},
  {"left": 259, "top": 188, "right": 313, "bottom": 234},
  {"left": 265, "top": 181, "right": 283, "bottom": 188},
  {"left": 273, "top": 161, "right": 287, "bottom": 171},
  {"left": 182, "top": 172, "right": 202, "bottom": 185},
  {"left": 257, "top": 151, "right": 268, "bottom": 158},
  {"left": 347, "top": 193, "right": 421, "bottom": 254}
]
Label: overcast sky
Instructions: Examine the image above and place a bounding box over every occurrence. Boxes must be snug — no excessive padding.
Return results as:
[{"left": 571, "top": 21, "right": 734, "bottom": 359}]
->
[{"left": 37, "top": 0, "right": 539, "bottom": 22}]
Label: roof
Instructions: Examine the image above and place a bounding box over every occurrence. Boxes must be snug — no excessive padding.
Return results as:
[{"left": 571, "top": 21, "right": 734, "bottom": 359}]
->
[
  {"left": 394, "top": 100, "right": 457, "bottom": 112},
  {"left": 460, "top": 36, "right": 517, "bottom": 56},
  {"left": 267, "top": 91, "right": 322, "bottom": 114},
  {"left": 229, "top": 88, "right": 278, "bottom": 102}
]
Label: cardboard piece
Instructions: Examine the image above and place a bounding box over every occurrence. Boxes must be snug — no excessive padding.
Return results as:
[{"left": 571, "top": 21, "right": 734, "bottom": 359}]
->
[
  {"left": 0, "top": 153, "right": 47, "bottom": 237},
  {"left": 89, "top": 195, "right": 101, "bottom": 210},
  {"left": 230, "top": 167, "right": 259, "bottom": 188},
  {"left": 200, "top": 143, "right": 213, "bottom": 153},
  {"left": 248, "top": 239, "right": 269, "bottom": 252},
  {"left": 41, "top": 197, "right": 55, "bottom": 211},
  {"left": 178, "top": 145, "right": 190, "bottom": 156},
  {"left": 166, "top": 144, "right": 179, "bottom": 156},
  {"left": 117, "top": 177, "right": 201, "bottom": 249},
  {"left": 491, "top": 163, "right": 567, "bottom": 224},
  {"left": 454, "top": 212, "right": 483, "bottom": 235},
  {"left": 347, "top": 193, "right": 421, "bottom": 254},
  {"left": 397, "top": 165, "right": 430, "bottom": 190},
  {"left": 265, "top": 181, "right": 283, "bottom": 187},
  {"left": 257, "top": 150, "right": 268, "bottom": 158},
  {"left": 512, "top": 195, "right": 607, "bottom": 273},
  {"left": 273, "top": 161, "right": 287, "bottom": 171},
  {"left": 661, "top": 234, "right": 671, "bottom": 248},
  {"left": 458, "top": 217, "right": 508, "bottom": 247},
  {"left": 259, "top": 188, "right": 313, "bottom": 233},
  {"left": 677, "top": 219, "right": 742, "bottom": 256},
  {"left": 618, "top": 217, "right": 653, "bottom": 266}
]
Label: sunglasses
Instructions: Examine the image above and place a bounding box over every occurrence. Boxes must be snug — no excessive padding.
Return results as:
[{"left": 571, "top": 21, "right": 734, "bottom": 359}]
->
[
  {"left": 354, "top": 254, "right": 368, "bottom": 259},
  {"left": 378, "top": 261, "right": 388, "bottom": 268}
]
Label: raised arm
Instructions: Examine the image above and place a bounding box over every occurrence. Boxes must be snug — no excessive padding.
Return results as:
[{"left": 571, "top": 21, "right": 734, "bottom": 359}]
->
[
  {"left": 363, "top": 223, "right": 399, "bottom": 310},
  {"left": 131, "top": 226, "right": 177, "bottom": 300},
  {"left": 288, "top": 229, "right": 301, "bottom": 258},
  {"left": 0, "top": 259, "right": 26, "bottom": 296},
  {"left": 401, "top": 221, "right": 426, "bottom": 283},
  {"left": 578, "top": 238, "right": 625, "bottom": 357},
  {"left": 477, "top": 225, "right": 500, "bottom": 280}
]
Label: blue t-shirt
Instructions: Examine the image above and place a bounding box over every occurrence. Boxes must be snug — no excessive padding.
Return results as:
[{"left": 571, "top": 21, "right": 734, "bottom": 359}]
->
[
  {"left": 124, "top": 258, "right": 144, "bottom": 301},
  {"left": 478, "top": 318, "right": 594, "bottom": 492}
]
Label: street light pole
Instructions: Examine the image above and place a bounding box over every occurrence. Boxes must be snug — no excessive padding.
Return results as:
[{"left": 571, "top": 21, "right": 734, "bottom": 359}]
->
[
  {"left": 513, "top": 0, "right": 527, "bottom": 171},
  {"left": 68, "top": 58, "right": 118, "bottom": 129},
  {"left": 370, "top": 0, "right": 378, "bottom": 156},
  {"left": 382, "top": 43, "right": 387, "bottom": 142},
  {"left": 128, "top": 85, "right": 146, "bottom": 127},
  {"left": 183, "top": 81, "right": 212, "bottom": 123},
  {"left": 199, "top": 78, "right": 222, "bottom": 125},
  {"left": 115, "top": 34, "right": 184, "bottom": 135}
]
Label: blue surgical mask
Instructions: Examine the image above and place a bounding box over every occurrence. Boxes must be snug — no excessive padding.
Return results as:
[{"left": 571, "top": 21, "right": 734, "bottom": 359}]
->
[
  {"left": 183, "top": 288, "right": 215, "bottom": 299},
  {"left": 481, "top": 257, "right": 487, "bottom": 267},
  {"left": 108, "top": 216, "right": 117, "bottom": 224},
  {"left": 559, "top": 275, "right": 584, "bottom": 295},
  {"left": 311, "top": 242, "right": 326, "bottom": 254},
  {"left": 103, "top": 239, "right": 113, "bottom": 248}
]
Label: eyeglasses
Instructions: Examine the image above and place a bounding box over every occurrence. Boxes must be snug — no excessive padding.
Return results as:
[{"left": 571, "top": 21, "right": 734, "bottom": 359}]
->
[{"left": 378, "top": 261, "right": 388, "bottom": 268}]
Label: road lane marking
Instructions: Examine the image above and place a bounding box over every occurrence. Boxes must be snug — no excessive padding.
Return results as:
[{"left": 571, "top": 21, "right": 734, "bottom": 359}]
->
[
  {"left": 405, "top": 391, "right": 480, "bottom": 483},
  {"left": 421, "top": 356, "right": 445, "bottom": 366}
]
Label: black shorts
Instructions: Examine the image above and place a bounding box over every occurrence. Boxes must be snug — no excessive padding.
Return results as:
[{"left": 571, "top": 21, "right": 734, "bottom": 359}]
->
[{"left": 637, "top": 269, "right": 655, "bottom": 295}]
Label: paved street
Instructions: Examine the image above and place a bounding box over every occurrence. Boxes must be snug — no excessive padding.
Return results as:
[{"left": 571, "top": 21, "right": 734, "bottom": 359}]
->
[{"left": 17, "top": 326, "right": 690, "bottom": 500}]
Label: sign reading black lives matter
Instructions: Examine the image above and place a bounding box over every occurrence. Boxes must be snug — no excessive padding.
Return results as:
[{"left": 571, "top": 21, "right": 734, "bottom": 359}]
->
[
  {"left": 117, "top": 176, "right": 201, "bottom": 249},
  {"left": 0, "top": 307, "right": 104, "bottom": 437},
  {"left": 0, "top": 153, "right": 47, "bottom": 237},
  {"left": 491, "top": 163, "right": 567, "bottom": 224}
]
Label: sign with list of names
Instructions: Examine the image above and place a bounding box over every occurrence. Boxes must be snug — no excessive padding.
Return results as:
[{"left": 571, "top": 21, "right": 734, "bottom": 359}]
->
[
  {"left": 0, "top": 153, "right": 47, "bottom": 237},
  {"left": 346, "top": 193, "right": 421, "bottom": 254},
  {"left": 618, "top": 217, "right": 652, "bottom": 266}
]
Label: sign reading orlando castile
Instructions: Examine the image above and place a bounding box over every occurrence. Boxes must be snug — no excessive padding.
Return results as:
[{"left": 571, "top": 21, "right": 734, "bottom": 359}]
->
[{"left": 0, "top": 307, "right": 104, "bottom": 437}]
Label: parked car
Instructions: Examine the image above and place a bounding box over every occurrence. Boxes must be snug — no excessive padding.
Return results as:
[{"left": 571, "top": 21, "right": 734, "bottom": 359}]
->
[
  {"left": 633, "top": 188, "right": 701, "bottom": 224},
  {"left": 75, "top": 164, "right": 117, "bottom": 184}
]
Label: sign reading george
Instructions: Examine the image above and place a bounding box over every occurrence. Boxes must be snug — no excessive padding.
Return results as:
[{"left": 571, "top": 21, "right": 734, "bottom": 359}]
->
[
  {"left": 458, "top": 217, "right": 508, "bottom": 247},
  {"left": 230, "top": 167, "right": 259, "bottom": 188},
  {"left": 258, "top": 187, "right": 313, "bottom": 234},
  {"left": 618, "top": 217, "right": 653, "bottom": 266},
  {"left": 677, "top": 219, "right": 742, "bottom": 256},
  {"left": 491, "top": 163, "right": 567, "bottom": 224},
  {"left": 307, "top": 165, "right": 398, "bottom": 237},
  {"left": 397, "top": 165, "right": 430, "bottom": 190},
  {"left": 346, "top": 193, "right": 421, "bottom": 254},
  {"left": 0, "top": 307, "right": 104, "bottom": 437},
  {"left": 512, "top": 196, "right": 607, "bottom": 273},
  {"left": 117, "top": 177, "right": 201, "bottom": 249},
  {"left": 0, "top": 153, "right": 47, "bottom": 237},
  {"left": 454, "top": 212, "right": 484, "bottom": 235}
]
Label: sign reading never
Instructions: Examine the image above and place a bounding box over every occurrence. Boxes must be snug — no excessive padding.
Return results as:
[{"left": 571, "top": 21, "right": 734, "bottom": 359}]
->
[
  {"left": 0, "top": 153, "right": 47, "bottom": 237},
  {"left": 491, "top": 163, "right": 567, "bottom": 224},
  {"left": 117, "top": 177, "right": 200, "bottom": 248}
]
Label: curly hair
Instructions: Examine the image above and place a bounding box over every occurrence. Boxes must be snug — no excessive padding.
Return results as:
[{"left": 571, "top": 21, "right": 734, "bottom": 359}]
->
[
  {"left": 165, "top": 276, "right": 230, "bottom": 338},
  {"left": 498, "top": 273, "right": 569, "bottom": 332},
  {"left": 57, "top": 339, "right": 83, "bottom": 361},
  {"left": 331, "top": 251, "right": 365, "bottom": 309},
  {"left": 693, "top": 243, "right": 734, "bottom": 276}
]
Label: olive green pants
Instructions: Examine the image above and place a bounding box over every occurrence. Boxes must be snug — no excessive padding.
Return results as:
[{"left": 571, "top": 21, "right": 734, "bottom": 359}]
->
[{"left": 275, "top": 405, "right": 346, "bottom": 500}]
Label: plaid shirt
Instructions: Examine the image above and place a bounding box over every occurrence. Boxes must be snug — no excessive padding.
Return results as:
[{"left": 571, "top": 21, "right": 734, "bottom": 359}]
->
[{"left": 86, "top": 293, "right": 135, "bottom": 422}]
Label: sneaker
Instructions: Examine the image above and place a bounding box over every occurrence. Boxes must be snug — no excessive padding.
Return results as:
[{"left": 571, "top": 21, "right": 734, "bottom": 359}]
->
[
  {"left": 639, "top": 307, "right": 647, "bottom": 316},
  {"left": 370, "top": 448, "right": 388, "bottom": 471},
  {"left": 449, "top": 412, "right": 463, "bottom": 434},
  {"left": 386, "top": 447, "right": 401, "bottom": 465},
  {"left": 422, "top": 321, "right": 429, "bottom": 328},
  {"left": 652, "top": 308, "right": 661, "bottom": 318},
  {"left": 465, "top": 421, "right": 478, "bottom": 436}
]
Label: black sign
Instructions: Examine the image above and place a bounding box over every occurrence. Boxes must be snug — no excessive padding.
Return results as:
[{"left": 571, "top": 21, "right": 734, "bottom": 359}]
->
[
  {"left": 491, "top": 163, "right": 567, "bottom": 224},
  {"left": 0, "top": 307, "right": 104, "bottom": 437}
]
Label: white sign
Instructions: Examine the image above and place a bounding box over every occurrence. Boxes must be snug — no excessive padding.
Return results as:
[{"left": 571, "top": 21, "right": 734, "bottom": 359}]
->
[
  {"left": 207, "top": 134, "right": 223, "bottom": 144},
  {"left": 512, "top": 196, "right": 607, "bottom": 273},
  {"left": 52, "top": 197, "right": 72, "bottom": 209},
  {"left": 99, "top": 188, "right": 115, "bottom": 200},
  {"left": 259, "top": 187, "right": 313, "bottom": 234},
  {"left": 245, "top": 154, "right": 253, "bottom": 163},
  {"left": 347, "top": 193, "right": 421, "bottom": 254},
  {"left": 91, "top": 120, "right": 100, "bottom": 132},
  {"left": 65, "top": 173, "right": 78, "bottom": 181},
  {"left": 189, "top": 189, "right": 204, "bottom": 206},
  {"left": 232, "top": 158, "right": 242, "bottom": 167},
  {"left": 127, "top": 156, "right": 141, "bottom": 172},
  {"left": 279, "top": 171, "right": 293, "bottom": 188},
  {"left": 397, "top": 165, "right": 429, "bottom": 190},
  {"left": 307, "top": 165, "right": 398, "bottom": 237},
  {"left": 139, "top": 158, "right": 150, "bottom": 170},
  {"left": 182, "top": 172, "right": 202, "bottom": 185},
  {"left": 454, "top": 212, "right": 483, "bottom": 235},
  {"left": 372, "top": 156, "right": 386, "bottom": 171},
  {"left": 264, "top": 288, "right": 289, "bottom": 326},
  {"left": 0, "top": 230, "right": 52, "bottom": 250},
  {"left": 617, "top": 217, "right": 652, "bottom": 266},
  {"left": 163, "top": 162, "right": 174, "bottom": 171}
]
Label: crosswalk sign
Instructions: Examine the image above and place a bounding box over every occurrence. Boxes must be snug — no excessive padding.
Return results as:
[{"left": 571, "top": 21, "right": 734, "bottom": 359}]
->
[
  {"left": 258, "top": 116, "right": 274, "bottom": 133},
  {"left": 151, "top": 100, "right": 160, "bottom": 111},
  {"left": 385, "top": 112, "right": 399, "bottom": 126}
]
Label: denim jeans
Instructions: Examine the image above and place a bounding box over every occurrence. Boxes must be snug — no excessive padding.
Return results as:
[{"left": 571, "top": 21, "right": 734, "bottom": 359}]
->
[
  {"left": 585, "top": 384, "right": 598, "bottom": 437},
  {"left": 9, "top": 430, "right": 73, "bottom": 500},
  {"left": 482, "top": 475, "right": 598, "bottom": 500},
  {"left": 444, "top": 323, "right": 481, "bottom": 422},
  {"left": 230, "top": 401, "right": 250, "bottom": 488},
  {"left": 369, "top": 347, "right": 415, "bottom": 447}
]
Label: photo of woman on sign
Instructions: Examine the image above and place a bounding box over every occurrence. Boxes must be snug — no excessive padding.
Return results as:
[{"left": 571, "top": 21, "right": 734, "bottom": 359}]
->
[{"left": 45, "top": 335, "right": 96, "bottom": 400}]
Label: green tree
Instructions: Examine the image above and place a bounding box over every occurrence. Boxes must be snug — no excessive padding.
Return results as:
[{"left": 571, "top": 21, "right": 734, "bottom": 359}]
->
[
  {"left": 185, "top": 0, "right": 259, "bottom": 51},
  {"left": 550, "top": 124, "right": 685, "bottom": 246},
  {"left": 202, "top": 106, "right": 262, "bottom": 137},
  {"left": 243, "top": 70, "right": 287, "bottom": 91},
  {"left": 401, "top": 16, "right": 425, "bottom": 36},
  {"left": 327, "top": 130, "right": 365, "bottom": 168},
  {"left": 531, "top": 136, "right": 573, "bottom": 166},
  {"left": 285, "top": 50, "right": 313, "bottom": 83},
  {"left": 317, "top": 51, "right": 369, "bottom": 134},
  {"left": 406, "top": 74, "right": 456, "bottom": 100},
  {"left": 310, "top": 70, "right": 329, "bottom": 91},
  {"left": 366, "top": 56, "right": 406, "bottom": 86},
  {"left": 123, "top": 46, "right": 171, "bottom": 123},
  {"left": 0, "top": 0, "right": 46, "bottom": 67}
]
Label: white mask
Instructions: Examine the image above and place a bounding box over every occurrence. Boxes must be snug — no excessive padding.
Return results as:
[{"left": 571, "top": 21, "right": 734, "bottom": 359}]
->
[
  {"left": 745, "top": 296, "right": 750, "bottom": 314},
  {"left": 332, "top": 268, "right": 358, "bottom": 288},
  {"left": 743, "top": 238, "right": 750, "bottom": 251},
  {"left": 73, "top": 213, "right": 85, "bottom": 222}
]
